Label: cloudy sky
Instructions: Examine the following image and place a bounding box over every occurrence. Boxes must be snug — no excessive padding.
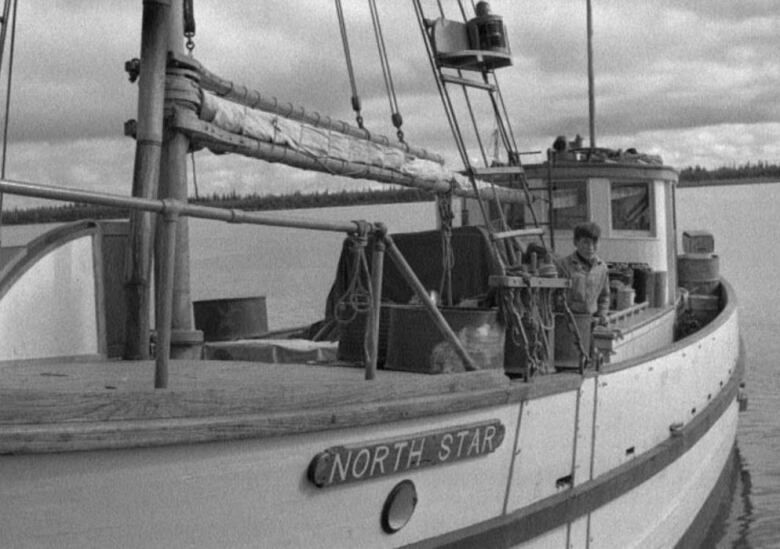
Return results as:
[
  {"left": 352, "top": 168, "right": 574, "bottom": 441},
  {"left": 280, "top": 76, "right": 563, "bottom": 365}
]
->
[{"left": 1, "top": 0, "right": 778, "bottom": 209}]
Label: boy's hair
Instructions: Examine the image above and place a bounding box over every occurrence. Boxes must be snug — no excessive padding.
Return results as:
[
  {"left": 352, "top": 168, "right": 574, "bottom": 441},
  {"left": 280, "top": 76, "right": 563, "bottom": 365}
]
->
[{"left": 573, "top": 222, "right": 601, "bottom": 242}]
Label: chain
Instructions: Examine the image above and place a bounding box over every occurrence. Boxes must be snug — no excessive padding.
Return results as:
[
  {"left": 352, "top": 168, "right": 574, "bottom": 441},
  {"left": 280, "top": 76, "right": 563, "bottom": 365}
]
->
[{"left": 183, "top": 0, "right": 196, "bottom": 55}]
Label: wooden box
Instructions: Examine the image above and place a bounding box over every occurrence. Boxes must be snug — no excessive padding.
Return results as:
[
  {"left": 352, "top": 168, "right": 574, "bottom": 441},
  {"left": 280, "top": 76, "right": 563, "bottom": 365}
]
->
[
  {"left": 384, "top": 304, "right": 504, "bottom": 374},
  {"left": 682, "top": 231, "right": 715, "bottom": 254},
  {"left": 688, "top": 293, "right": 720, "bottom": 324}
]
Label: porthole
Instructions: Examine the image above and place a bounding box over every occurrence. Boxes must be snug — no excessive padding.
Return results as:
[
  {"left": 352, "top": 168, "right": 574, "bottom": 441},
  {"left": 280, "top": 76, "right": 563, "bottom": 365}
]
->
[{"left": 381, "top": 480, "right": 417, "bottom": 534}]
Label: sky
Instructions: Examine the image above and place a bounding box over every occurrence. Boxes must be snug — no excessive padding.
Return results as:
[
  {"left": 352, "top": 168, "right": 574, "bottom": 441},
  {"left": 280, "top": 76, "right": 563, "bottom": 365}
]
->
[{"left": 0, "top": 0, "right": 778, "bottom": 209}]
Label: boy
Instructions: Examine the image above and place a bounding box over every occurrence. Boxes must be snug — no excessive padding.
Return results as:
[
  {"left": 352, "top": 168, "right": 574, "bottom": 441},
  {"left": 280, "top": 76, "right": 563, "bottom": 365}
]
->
[{"left": 556, "top": 222, "right": 610, "bottom": 325}]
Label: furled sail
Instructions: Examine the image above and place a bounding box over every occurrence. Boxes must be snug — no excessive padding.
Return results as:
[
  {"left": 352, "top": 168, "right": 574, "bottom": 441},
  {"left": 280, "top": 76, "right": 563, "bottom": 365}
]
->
[{"left": 167, "top": 55, "right": 525, "bottom": 204}]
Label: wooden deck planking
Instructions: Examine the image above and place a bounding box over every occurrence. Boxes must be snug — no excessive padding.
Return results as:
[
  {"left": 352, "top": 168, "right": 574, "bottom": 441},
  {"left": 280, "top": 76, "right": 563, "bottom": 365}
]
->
[
  {"left": 0, "top": 358, "right": 585, "bottom": 453},
  {"left": 0, "top": 359, "right": 517, "bottom": 423}
]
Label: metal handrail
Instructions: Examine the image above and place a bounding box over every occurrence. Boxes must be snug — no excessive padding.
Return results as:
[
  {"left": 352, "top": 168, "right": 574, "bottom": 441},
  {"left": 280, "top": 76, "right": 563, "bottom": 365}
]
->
[
  {"left": 0, "top": 177, "right": 479, "bottom": 384},
  {"left": 0, "top": 178, "right": 361, "bottom": 234}
]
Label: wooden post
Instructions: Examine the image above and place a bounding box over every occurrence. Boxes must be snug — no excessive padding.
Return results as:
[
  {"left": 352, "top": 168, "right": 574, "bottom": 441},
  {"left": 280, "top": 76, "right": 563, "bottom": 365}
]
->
[
  {"left": 124, "top": 0, "right": 171, "bottom": 359},
  {"left": 155, "top": 207, "right": 179, "bottom": 388},
  {"left": 384, "top": 235, "right": 478, "bottom": 371},
  {"left": 365, "top": 227, "right": 386, "bottom": 380}
]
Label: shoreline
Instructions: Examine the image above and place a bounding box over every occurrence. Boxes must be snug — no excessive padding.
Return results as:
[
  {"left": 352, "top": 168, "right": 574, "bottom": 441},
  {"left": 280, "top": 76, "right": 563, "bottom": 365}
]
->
[
  {"left": 2, "top": 177, "right": 778, "bottom": 226},
  {"left": 677, "top": 177, "right": 779, "bottom": 188}
]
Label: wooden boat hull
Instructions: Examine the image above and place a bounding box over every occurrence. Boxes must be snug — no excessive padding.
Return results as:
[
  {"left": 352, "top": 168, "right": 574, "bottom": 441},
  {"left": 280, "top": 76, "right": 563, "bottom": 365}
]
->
[{"left": 0, "top": 281, "right": 742, "bottom": 548}]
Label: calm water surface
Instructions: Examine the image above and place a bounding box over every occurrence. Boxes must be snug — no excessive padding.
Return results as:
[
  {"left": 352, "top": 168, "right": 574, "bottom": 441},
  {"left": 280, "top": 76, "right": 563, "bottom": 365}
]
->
[
  {"left": 3, "top": 184, "right": 778, "bottom": 546},
  {"left": 676, "top": 184, "right": 780, "bottom": 548}
]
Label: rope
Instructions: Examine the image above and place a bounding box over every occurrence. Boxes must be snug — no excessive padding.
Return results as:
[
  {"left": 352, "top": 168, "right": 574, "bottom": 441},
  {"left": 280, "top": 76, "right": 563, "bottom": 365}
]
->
[
  {"left": 557, "top": 293, "right": 592, "bottom": 372},
  {"left": 334, "top": 226, "right": 374, "bottom": 325},
  {"left": 335, "top": 0, "right": 364, "bottom": 129},
  {"left": 499, "top": 286, "right": 535, "bottom": 377},
  {"left": 189, "top": 151, "right": 200, "bottom": 200},
  {"left": 368, "top": 0, "right": 405, "bottom": 143},
  {"left": 437, "top": 192, "right": 455, "bottom": 306}
]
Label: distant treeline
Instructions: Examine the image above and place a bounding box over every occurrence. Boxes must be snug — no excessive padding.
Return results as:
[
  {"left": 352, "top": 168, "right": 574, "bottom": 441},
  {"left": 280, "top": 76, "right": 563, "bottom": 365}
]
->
[
  {"left": 678, "top": 160, "right": 780, "bottom": 186},
  {"left": 2, "top": 161, "right": 779, "bottom": 225},
  {"left": 0, "top": 187, "right": 434, "bottom": 225}
]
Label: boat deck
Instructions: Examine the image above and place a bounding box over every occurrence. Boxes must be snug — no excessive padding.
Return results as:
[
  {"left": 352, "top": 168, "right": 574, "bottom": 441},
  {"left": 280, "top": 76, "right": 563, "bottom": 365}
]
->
[
  {"left": 0, "top": 356, "right": 517, "bottom": 397},
  {"left": 0, "top": 357, "right": 585, "bottom": 454}
]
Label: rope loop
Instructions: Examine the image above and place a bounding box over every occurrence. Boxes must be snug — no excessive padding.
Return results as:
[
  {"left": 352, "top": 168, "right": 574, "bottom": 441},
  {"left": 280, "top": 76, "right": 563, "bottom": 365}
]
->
[{"left": 334, "top": 223, "right": 374, "bottom": 324}]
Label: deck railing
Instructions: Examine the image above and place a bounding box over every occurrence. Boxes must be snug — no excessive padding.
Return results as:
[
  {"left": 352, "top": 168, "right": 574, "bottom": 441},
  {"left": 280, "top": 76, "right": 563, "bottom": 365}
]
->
[{"left": 0, "top": 177, "right": 477, "bottom": 387}]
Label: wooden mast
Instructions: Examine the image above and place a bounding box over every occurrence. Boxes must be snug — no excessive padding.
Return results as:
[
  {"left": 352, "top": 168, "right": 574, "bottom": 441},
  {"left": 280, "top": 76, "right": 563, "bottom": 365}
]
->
[
  {"left": 124, "top": 0, "right": 171, "bottom": 359},
  {"left": 156, "top": 0, "right": 202, "bottom": 360}
]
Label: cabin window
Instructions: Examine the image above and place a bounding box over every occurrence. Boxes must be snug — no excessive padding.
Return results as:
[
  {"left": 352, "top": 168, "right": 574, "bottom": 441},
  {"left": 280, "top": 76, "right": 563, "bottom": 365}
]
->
[
  {"left": 551, "top": 181, "right": 587, "bottom": 230},
  {"left": 610, "top": 181, "right": 652, "bottom": 232}
]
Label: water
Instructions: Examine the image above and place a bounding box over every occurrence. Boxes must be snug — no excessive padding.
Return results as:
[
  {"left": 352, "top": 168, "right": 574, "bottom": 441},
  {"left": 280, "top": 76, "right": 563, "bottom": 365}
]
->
[
  {"left": 2, "top": 184, "right": 778, "bottom": 546},
  {"left": 675, "top": 184, "right": 780, "bottom": 548}
]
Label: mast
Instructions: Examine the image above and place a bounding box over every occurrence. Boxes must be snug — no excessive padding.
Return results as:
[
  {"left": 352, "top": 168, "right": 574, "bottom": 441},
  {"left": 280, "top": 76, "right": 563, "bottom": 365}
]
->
[
  {"left": 124, "top": 0, "right": 170, "bottom": 359},
  {"left": 156, "top": 0, "right": 201, "bottom": 362},
  {"left": 586, "top": 0, "right": 596, "bottom": 148},
  {"left": 125, "top": 0, "right": 201, "bottom": 364}
]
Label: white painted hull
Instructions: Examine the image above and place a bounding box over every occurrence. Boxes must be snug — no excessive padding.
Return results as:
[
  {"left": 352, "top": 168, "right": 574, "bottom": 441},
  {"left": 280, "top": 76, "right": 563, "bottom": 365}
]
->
[{"left": 0, "top": 287, "right": 741, "bottom": 548}]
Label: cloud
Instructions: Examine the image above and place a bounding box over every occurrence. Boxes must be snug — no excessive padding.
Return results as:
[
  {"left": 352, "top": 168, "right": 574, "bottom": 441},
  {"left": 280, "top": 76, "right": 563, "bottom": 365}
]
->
[{"left": 0, "top": 0, "right": 778, "bottom": 211}]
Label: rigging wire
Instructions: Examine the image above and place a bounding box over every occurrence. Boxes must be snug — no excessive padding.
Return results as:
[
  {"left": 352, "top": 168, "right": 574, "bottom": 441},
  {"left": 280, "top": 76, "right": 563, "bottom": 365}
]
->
[
  {"left": 335, "top": 0, "right": 364, "bottom": 129},
  {"left": 367, "top": 0, "right": 405, "bottom": 143}
]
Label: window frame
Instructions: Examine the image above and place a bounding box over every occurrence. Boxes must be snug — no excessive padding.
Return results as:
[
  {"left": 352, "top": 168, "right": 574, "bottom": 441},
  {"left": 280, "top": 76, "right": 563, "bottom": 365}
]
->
[
  {"left": 609, "top": 180, "right": 655, "bottom": 236},
  {"left": 550, "top": 179, "right": 589, "bottom": 231}
]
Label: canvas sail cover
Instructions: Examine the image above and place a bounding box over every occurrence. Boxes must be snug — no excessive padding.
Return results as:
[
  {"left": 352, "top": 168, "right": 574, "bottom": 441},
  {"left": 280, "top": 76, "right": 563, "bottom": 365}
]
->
[{"left": 199, "top": 91, "right": 509, "bottom": 198}]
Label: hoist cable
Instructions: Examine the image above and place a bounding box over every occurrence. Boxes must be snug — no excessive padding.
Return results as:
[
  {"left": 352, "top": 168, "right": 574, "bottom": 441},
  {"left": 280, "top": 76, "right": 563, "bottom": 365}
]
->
[
  {"left": 335, "top": 0, "right": 364, "bottom": 128},
  {"left": 0, "top": 0, "right": 14, "bottom": 83},
  {"left": 492, "top": 75, "right": 519, "bottom": 157},
  {"left": 368, "top": 0, "right": 404, "bottom": 142}
]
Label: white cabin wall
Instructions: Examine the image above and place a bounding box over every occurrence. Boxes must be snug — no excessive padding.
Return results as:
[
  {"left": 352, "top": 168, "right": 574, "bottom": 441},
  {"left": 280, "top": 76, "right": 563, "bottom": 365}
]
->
[
  {"left": 588, "top": 178, "right": 668, "bottom": 272},
  {"left": 0, "top": 235, "right": 101, "bottom": 361}
]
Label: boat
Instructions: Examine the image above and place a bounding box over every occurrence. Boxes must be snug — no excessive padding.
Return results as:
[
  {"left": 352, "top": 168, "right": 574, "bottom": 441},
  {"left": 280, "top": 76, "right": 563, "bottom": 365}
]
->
[{"left": 0, "top": 2, "right": 746, "bottom": 547}]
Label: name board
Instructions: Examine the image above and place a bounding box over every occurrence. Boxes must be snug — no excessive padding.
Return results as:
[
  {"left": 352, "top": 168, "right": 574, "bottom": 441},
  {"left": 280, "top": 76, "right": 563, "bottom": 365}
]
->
[{"left": 307, "top": 420, "right": 505, "bottom": 488}]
